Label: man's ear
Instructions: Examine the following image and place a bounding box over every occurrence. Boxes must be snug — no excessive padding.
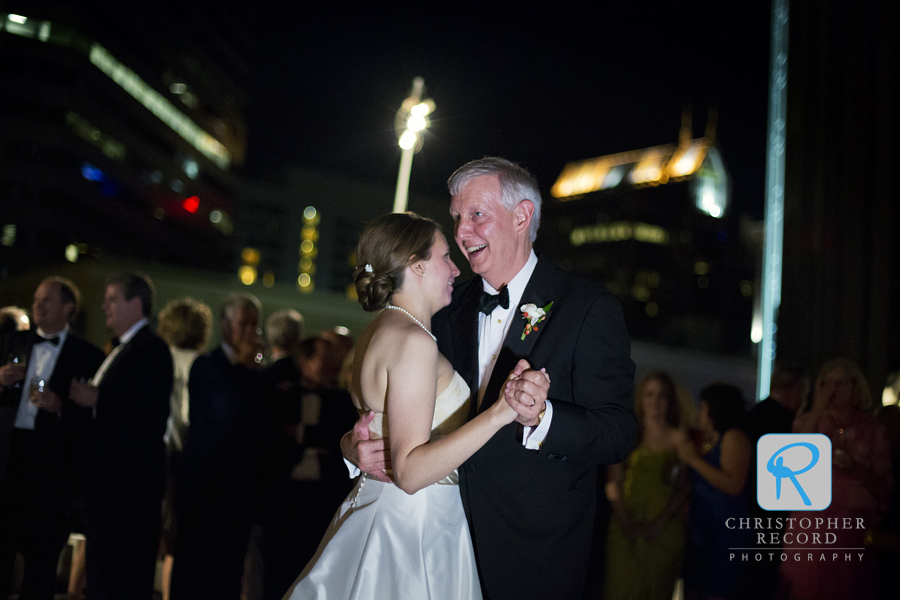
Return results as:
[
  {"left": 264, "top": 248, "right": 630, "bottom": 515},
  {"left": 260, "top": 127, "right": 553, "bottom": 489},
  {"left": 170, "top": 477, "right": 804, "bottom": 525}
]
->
[
  {"left": 513, "top": 200, "right": 535, "bottom": 236},
  {"left": 63, "top": 302, "right": 76, "bottom": 323}
]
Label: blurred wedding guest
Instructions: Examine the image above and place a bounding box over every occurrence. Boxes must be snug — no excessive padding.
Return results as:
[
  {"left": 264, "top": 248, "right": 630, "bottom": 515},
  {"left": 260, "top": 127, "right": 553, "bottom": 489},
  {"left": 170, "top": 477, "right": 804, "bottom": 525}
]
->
[
  {"left": 259, "top": 309, "right": 306, "bottom": 600},
  {"left": 171, "top": 293, "right": 268, "bottom": 600},
  {"left": 605, "top": 371, "right": 688, "bottom": 600},
  {"left": 0, "top": 278, "right": 104, "bottom": 600},
  {"left": 674, "top": 383, "right": 752, "bottom": 600},
  {"left": 745, "top": 362, "right": 809, "bottom": 599},
  {"left": 748, "top": 362, "right": 809, "bottom": 442},
  {"left": 780, "top": 359, "right": 891, "bottom": 600},
  {"left": 263, "top": 309, "right": 304, "bottom": 396},
  {"left": 69, "top": 273, "right": 173, "bottom": 600},
  {"left": 0, "top": 306, "right": 29, "bottom": 335},
  {"left": 289, "top": 336, "right": 358, "bottom": 569},
  {"left": 320, "top": 327, "right": 353, "bottom": 388},
  {"left": 156, "top": 297, "right": 213, "bottom": 600}
]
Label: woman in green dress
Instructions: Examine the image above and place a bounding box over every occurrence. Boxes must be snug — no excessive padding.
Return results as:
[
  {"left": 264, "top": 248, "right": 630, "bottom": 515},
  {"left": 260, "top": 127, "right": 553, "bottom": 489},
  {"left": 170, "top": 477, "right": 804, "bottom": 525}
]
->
[{"left": 605, "top": 371, "right": 689, "bottom": 600}]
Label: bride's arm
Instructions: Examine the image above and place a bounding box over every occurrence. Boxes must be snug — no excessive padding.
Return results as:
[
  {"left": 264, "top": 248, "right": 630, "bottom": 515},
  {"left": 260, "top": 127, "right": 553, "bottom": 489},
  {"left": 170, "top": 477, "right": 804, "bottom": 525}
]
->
[{"left": 388, "top": 332, "right": 518, "bottom": 495}]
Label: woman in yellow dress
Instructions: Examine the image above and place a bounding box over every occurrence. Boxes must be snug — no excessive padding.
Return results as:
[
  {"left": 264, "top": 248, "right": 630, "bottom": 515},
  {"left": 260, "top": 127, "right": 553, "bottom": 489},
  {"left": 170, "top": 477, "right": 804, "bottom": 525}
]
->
[{"left": 605, "top": 371, "right": 689, "bottom": 600}]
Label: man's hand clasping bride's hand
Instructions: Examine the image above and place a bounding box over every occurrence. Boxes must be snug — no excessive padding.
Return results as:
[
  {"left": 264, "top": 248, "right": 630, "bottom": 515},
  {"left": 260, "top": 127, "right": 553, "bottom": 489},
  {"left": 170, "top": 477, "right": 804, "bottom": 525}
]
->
[{"left": 503, "top": 359, "right": 550, "bottom": 427}]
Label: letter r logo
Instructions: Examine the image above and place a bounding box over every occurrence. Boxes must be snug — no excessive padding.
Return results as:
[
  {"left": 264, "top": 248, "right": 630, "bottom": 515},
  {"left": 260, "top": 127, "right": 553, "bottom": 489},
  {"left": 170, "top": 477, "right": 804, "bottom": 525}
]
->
[{"left": 757, "top": 434, "right": 832, "bottom": 511}]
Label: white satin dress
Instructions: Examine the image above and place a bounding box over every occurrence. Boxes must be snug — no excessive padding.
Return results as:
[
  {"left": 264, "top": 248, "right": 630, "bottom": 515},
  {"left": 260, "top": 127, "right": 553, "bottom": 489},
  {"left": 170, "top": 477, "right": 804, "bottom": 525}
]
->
[{"left": 283, "top": 372, "right": 483, "bottom": 600}]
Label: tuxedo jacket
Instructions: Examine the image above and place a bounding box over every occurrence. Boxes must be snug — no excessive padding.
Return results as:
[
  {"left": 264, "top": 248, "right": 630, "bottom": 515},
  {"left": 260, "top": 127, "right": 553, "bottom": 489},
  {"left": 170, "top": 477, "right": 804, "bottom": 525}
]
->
[
  {"left": 178, "top": 347, "right": 268, "bottom": 519},
  {"left": 432, "top": 255, "right": 637, "bottom": 600},
  {"left": 84, "top": 325, "right": 173, "bottom": 517},
  {"left": 0, "top": 329, "right": 105, "bottom": 495}
]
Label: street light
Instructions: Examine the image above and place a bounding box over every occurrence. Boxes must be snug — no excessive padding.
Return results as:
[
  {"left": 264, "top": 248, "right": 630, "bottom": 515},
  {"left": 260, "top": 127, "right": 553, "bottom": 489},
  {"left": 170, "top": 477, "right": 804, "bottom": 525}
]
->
[{"left": 393, "top": 77, "right": 434, "bottom": 213}]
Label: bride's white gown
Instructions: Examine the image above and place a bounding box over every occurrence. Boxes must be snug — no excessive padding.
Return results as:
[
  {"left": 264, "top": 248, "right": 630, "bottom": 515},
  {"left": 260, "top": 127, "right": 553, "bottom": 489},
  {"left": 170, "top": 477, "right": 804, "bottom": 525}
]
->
[{"left": 283, "top": 371, "right": 483, "bottom": 600}]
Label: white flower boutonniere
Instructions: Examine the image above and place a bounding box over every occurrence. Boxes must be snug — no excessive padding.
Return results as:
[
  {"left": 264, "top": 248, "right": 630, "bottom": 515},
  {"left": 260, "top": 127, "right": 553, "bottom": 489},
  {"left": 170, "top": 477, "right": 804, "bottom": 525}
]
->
[{"left": 519, "top": 301, "right": 553, "bottom": 340}]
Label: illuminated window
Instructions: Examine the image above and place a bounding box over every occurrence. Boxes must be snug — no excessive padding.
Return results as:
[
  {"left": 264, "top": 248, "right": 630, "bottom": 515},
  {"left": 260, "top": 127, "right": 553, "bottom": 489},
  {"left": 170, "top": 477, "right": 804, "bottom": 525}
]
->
[{"left": 88, "top": 43, "right": 230, "bottom": 169}]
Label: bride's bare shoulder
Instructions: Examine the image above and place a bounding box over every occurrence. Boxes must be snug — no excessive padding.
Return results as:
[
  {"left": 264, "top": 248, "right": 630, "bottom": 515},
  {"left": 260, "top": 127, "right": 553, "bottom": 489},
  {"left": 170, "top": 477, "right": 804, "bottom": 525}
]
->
[{"left": 360, "top": 314, "right": 436, "bottom": 371}]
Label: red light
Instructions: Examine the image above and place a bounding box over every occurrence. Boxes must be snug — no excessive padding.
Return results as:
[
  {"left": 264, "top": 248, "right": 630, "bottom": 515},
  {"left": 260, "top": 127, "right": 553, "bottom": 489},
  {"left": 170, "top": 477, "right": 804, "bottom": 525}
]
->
[{"left": 182, "top": 196, "right": 200, "bottom": 213}]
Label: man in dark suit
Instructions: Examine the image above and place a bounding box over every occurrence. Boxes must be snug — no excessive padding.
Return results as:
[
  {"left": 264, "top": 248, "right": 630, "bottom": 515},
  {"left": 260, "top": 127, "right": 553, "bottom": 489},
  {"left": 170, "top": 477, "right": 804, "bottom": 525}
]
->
[
  {"left": 0, "top": 277, "right": 104, "bottom": 600},
  {"left": 347, "top": 158, "right": 637, "bottom": 600},
  {"left": 171, "top": 293, "right": 267, "bottom": 600},
  {"left": 69, "top": 273, "right": 173, "bottom": 600}
]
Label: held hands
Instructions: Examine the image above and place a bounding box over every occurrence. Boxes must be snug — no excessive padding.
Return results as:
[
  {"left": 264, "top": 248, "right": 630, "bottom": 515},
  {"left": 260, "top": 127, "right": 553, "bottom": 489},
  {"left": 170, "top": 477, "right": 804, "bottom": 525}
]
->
[
  {"left": 502, "top": 359, "right": 550, "bottom": 427},
  {"left": 0, "top": 363, "right": 25, "bottom": 388},
  {"left": 341, "top": 411, "right": 393, "bottom": 483},
  {"left": 69, "top": 378, "right": 99, "bottom": 408}
]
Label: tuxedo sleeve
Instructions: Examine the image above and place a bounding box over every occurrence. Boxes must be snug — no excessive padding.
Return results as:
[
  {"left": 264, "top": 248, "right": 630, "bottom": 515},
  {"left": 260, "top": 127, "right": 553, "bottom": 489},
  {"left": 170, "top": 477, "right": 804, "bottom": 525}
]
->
[{"left": 541, "top": 291, "right": 637, "bottom": 465}]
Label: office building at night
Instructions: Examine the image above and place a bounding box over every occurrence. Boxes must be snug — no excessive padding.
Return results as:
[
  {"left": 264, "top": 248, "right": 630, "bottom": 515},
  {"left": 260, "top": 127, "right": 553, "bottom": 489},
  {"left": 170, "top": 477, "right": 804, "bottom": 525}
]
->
[
  {"left": 542, "top": 121, "right": 756, "bottom": 356},
  {"left": 0, "top": 1, "right": 252, "bottom": 276}
]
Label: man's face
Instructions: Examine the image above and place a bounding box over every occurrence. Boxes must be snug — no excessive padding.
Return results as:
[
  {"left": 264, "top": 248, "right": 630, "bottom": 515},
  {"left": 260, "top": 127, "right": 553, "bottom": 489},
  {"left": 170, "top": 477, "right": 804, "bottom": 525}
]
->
[
  {"left": 449, "top": 174, "right": 521, "bottom": 289},
  {"left": 32, "top": 280, "right": 72, "bottom": 334},
  {"left": 222, "top": 304, "right": 259, "bottom": 350},
  {"left": 102, "top": 284, "right": 143, "bottom": 336}
]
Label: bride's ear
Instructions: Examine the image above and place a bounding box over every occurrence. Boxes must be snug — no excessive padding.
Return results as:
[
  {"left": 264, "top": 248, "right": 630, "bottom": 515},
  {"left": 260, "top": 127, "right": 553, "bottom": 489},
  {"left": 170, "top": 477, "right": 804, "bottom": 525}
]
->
[{"left": 410, "top": 260, "right": 426, "bottom": 278}]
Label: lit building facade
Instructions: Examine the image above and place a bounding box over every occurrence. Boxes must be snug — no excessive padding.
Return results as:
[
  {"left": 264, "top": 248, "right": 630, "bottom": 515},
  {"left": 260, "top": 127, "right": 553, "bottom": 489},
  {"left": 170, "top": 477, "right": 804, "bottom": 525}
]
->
[
  {"left": 236, "top": 168, "right": 461, "bottom": 297},
  {"left": 0, "top": 1, "right": 252, "bottom": 275},
  {"left": 541, "top": 124, "right": 755, "bottom": 356}
]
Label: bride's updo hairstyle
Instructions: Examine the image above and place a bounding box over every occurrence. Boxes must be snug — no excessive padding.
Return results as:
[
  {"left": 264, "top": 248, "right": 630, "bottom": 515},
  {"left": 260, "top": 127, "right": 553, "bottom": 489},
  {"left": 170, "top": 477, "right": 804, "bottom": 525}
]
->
[{"left": 354, "top": 212, "right": 440, "bottom": 312}]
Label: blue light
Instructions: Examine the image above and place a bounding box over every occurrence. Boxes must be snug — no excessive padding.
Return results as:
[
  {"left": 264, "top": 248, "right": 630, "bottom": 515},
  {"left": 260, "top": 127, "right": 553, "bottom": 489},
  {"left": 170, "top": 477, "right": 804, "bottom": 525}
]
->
[
  {"left": 717, "top": 230, "right": 728, "bottom": 243},
  {"left": 758, "top": 0, "right": 790, "bottom": 401},
  {"left": 81, "top": 163, "right": 105, "bottom": 182}
]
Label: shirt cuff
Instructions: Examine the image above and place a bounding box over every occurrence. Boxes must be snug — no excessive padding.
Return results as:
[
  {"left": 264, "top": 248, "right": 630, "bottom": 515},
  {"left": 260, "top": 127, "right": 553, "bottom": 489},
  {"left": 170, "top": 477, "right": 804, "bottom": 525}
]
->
[
  {"left": 344, "top": 457, "right": 361, "bottom": 479},
  {"left": 523, "top": 400, "right": 553, "bottom": 450}
]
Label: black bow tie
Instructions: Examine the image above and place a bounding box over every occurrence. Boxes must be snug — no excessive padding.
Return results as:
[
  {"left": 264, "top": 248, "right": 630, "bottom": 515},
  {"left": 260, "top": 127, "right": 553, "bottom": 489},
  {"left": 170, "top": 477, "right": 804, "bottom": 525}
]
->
[
  {"left": 35, "top": 335, "right": 60, "bottom": 346},
  {"left": 478, "top": 285, "right": 510, "bottom": 315}
]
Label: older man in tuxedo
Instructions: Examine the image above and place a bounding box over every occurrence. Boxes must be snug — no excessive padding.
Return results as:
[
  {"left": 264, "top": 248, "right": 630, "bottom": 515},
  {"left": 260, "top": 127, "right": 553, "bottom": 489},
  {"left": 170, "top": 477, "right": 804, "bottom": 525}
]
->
[
  {"left": 347, "top": 158, "right": 637, "bottom": 600},
  {"left": 70, "top": 273, "right": 173, "bottom": 600},
  {"left": 0, "top": 277, "right": 104, "bottom": 600},
  {"left": 172, "top": 293, "right": 268, "bottom": 600}
]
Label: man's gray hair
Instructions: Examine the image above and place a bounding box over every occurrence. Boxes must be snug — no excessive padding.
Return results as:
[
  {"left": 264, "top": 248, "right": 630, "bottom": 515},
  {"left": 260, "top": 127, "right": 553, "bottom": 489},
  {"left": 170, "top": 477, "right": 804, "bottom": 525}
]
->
[
  {"left": 220, "top": 292, "right": 262, "bottom": 323},
  {"left": 265, "top": 309, "right": 304, "bottom": 351},
  {"left": 447, "top": 157, "right": 542, "bottom": 242}
]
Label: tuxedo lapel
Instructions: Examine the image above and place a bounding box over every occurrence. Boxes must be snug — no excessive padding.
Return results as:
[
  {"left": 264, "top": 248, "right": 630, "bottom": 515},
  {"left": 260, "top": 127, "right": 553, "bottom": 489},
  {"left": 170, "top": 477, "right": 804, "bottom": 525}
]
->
[
  {"left": 478, "top": 258, "right": 557, "bottom": 414},
  {"left": 101, "top": 326, "right": 149, "bottom": 385},
  {"left": 48, "top": 335, "right": 74, "bottom": 393},
  {"left": 448, "top": 281, "right": 481, "bottom": 420}
]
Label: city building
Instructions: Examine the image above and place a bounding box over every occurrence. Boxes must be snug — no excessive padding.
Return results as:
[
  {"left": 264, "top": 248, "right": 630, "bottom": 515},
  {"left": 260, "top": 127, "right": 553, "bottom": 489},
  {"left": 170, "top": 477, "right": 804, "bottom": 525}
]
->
[
  {"left": 0, "top": 0, "right": 253, "bottom": 276},
  {"left": 541, "top": 115, "right": 756, "bottom": 356}
]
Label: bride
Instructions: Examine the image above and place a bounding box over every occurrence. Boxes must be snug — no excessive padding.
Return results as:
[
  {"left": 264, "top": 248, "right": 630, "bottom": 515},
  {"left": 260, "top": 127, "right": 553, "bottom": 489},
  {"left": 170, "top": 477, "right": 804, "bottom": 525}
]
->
[{"left": 284, "top": 212, "right": 524, "bottom": 600}]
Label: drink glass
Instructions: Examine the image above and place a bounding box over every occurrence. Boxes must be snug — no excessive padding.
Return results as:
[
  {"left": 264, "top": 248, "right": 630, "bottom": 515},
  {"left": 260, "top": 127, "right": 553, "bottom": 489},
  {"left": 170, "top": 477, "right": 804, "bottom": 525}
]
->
[
  {"left": 6, "top": 351, "right": 28, "bottom": 388},
  {"left": 29, "top": 378, "right": 45, "bottom": 398}
]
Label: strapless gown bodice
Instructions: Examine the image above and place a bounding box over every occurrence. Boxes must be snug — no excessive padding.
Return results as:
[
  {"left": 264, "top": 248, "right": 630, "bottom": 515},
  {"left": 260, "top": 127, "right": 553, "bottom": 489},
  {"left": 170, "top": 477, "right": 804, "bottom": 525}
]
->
[
  {"left": 283, "top": 371, "right": 481, "bottom": 600},
  {"left": 367, "top": 370, "right": 470, "bottom": 441}
]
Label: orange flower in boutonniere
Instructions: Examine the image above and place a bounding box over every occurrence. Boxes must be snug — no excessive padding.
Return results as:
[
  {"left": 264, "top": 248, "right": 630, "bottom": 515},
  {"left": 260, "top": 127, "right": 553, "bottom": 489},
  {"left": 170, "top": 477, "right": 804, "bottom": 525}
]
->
[{"left": 519, "top": 301, "right": 553, "bottom": 340}]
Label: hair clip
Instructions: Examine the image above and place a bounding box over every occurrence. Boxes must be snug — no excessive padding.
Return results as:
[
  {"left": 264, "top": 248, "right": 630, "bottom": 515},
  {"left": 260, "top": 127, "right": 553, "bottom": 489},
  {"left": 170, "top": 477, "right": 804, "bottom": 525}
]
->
[{"left": 365, "top": 264, "right": 374, "bottom": 273}]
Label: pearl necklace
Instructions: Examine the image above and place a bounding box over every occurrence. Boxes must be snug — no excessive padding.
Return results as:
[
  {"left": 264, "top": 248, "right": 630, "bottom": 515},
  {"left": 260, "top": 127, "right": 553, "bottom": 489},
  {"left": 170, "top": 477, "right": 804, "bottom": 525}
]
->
[{"left": 384, "top": 304, "right": 436, "bottom": 342}]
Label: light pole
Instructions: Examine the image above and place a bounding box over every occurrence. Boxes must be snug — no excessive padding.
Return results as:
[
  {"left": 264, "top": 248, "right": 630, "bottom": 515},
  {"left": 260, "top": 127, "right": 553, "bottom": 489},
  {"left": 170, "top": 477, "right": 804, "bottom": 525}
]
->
[{"left": 393, "top": 77, "right": 434, "bottom": 213}]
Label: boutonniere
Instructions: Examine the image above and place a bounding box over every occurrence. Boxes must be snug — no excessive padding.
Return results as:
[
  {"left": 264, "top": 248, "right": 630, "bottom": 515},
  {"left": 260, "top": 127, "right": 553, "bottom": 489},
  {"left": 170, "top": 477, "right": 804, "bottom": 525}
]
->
[{"left": 519, "top": 301, "right": 553, "bottom": 340}]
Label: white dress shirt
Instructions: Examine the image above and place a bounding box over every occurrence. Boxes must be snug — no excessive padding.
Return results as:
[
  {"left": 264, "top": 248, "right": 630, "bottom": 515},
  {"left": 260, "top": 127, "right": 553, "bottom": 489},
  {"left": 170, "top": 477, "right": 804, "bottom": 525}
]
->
[
  {"left": 15, "top": 326, "right": 69, "bottom": 430},
  {"left": 476, "top": 251, "right": 553, "bottom": 449}
]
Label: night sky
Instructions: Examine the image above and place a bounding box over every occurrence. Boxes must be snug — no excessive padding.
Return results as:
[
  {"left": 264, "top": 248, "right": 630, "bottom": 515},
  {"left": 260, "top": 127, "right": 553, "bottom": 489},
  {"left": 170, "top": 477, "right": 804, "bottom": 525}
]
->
[{"left": 246, "top": 1, "right": 771, "bottom": 219}]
